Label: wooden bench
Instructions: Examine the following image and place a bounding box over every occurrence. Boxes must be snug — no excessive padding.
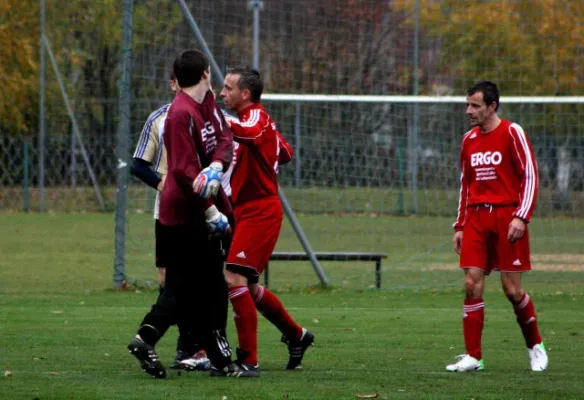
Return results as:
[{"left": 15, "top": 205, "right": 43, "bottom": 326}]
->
[{"left": 265, "top": 251, "right": 388, "bottom": 289}]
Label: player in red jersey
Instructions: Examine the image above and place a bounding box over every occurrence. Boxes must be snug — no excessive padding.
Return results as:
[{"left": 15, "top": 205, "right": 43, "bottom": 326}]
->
[
  {"left": 128, "top": 50, "right": 255, "bottom": 379},
  {"left": 446, "top": 81, "right": 548, "bottom": 372},
  {"left": 219, "top": 66, "right": 313, "bottom": 375}
]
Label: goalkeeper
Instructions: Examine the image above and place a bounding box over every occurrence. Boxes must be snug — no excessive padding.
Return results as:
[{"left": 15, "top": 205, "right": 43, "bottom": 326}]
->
[
  {"left": 130, "top": 72, "right": 210, "bottom": 372},
  {"left": 128, "top": 50, "right": 252, "bottom": 378}
]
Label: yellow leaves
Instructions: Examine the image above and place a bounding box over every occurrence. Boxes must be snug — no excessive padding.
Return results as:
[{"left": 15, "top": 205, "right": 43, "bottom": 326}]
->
[{"left": 392, "top": 0, "right": 583, "bottom": 95}]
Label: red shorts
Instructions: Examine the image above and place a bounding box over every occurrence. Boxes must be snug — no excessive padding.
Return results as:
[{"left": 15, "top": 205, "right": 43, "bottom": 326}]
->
[
  {"left": 226, "top": 197, "right": 283, "bottom": 283},
  {"left": 460, "top": 204, "right": 531, "bottom": 274}
]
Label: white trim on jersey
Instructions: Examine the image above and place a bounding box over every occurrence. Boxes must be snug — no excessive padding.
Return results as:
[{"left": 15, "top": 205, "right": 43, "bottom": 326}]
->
[
  {"left": 133, "top": 104, "right": 170, "bottom": 159},
  {"left": 454, "top": 129, "right": 475, "bottom": 227},
  {"left": 238, "top": 109, "right": 261, "bottom": 128},
  {"left": 510, "top": 123, "right": 537, "bottom": 220},
  {"left": 154, "top": 114, "right": 167, "bottom": 171}
]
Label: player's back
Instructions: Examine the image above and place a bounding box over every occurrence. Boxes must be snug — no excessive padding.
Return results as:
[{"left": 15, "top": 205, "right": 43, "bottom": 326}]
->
[{"left": 230, "top": 104, "right": 282, "bottom": 205}]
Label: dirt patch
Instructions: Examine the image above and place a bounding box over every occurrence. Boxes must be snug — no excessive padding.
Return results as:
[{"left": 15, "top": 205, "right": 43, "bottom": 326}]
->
[
  {"left": 424, "top": 262, "right": 584, "bottom": 272},
  {"left": 531, "top": 254, "right": 584, "bottom": 263}
]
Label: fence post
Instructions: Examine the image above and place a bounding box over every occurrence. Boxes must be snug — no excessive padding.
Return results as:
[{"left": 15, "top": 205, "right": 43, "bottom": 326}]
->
[
  {"left": 39, "top": 0, "right": 46, "bottom": 212},
  {"left": 23, "top": 139, "right": 30, "bottom": 213},
  {"left": 295, "top": 103, "right": 301, "bottom": 188},
  {"left": 113, "top": 0, "right": 134, "bottom": 288}
]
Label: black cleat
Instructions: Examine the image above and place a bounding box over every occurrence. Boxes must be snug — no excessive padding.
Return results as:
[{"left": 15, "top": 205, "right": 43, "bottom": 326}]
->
[
  {"left": 210, "top": 362, "right": 260, "bottom": 378},
  {"left": 282, "top": 328, "right": 314, "bottom": 370},
  {"left": 127, "top": 337, "right": 167, "bottom": 379},
  {"left": 169, "top": 349, "right": 190, "bottom": 370}
]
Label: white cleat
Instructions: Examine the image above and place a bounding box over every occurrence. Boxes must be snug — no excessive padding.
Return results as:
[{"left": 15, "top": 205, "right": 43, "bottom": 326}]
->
[
  {"left": 528, "top": 343, "right": 548, "bottom": 371},
  {"left": 446, "top": 354, "right": 484, "bottom": 372}
]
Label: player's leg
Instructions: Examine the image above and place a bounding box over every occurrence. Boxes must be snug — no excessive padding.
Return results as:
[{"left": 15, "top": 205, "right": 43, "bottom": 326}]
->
[
  {"left": 446, "top": 207, "right": 487, "bottom": 372},
  {"left": 127, "top": 223, "right": 185, "bottom": 378},
  {"left": 496, "top": 210, "right": 547, "bottom": 371},
  {"left": 224, "top": 268, "right": 258, "bottom": 367},
  {"left": 178, "top": 232, "right": 253, "bottom": 377},
  {"left": 155, "top": 219, "right": 196, "bottom": 369},
  {"left": 249, "top": 283, "right": 314, "bottom": 369}
]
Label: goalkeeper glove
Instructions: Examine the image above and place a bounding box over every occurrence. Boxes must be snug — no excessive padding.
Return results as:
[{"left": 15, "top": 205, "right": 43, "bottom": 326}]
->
[
  {"left": 204, "top": 205, "right": 231, "bottom": 237},
  {"left": 193, "top": 161, "right": 223, "bottom": 199}
]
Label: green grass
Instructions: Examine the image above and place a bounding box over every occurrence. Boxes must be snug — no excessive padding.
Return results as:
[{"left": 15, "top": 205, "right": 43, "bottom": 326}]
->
[{"left": 1, "top": 213, "right": 583, "bottom": 399}]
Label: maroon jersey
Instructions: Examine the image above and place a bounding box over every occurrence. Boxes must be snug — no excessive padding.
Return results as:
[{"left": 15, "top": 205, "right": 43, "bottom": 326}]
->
[
  {"left": 160, "top": 90, "right": 233, "bottom": 226},
  {"left": 454, "top": 119, "right": 538, "bottom": 230},
  {"left": 229, "top": 104, "right": 293, "bottom": 206}
]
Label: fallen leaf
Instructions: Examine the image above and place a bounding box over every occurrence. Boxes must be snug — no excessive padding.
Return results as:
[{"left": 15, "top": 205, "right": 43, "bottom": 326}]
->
[
  {"left": 4, "top": 371, "right": 12, "bottom": 377},
  {"left": 49, "top": 371, "right": 58, "bottom": 375},
  {"left": 356, "top": 394, "right": 379, "bottom": 399}
]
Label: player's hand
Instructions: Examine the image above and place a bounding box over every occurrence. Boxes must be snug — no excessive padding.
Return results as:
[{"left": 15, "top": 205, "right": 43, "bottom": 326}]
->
[
  {"left": 193, "top": 161, "right": 223, "bottom": 199},
  {"left": 507, "top": 217, "right": 526, "bottom": 243},
  {"left": 204, "top": 205, "right": 232, "bottom": 238},
  {"left": 453, "top": 231, "right": 463, "bottom": 254},
  {"left": 157, "top": 174, "right": 166, "bottom": 192}
]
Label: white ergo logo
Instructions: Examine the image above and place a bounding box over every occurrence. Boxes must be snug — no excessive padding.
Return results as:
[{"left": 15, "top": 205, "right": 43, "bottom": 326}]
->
[{"left": 471, "top": 151, "right": 502, "bottom": 167}]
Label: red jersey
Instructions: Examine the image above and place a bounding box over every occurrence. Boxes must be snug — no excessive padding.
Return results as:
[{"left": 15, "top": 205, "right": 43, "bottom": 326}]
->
[
  {"left": 454, "top": 119, "right": 538, "bottom": 230},
  {"left": 160, "top": 90, "right": 233, "bottom": 226},
  {"left": 229, "top": 104, "right": 293, "bottom": 206}
]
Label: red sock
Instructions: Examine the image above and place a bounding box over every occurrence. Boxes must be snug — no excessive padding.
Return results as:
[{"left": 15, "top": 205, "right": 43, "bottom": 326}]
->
[
  {"left": 463, "top": 298, "right": 484, "bottom": 360},
  {"left": 253, "top": 285, "right": 303, "bottom": 341},
  {"left": 513, "top": 292, "right": 542, "bottom": 348},
  {"left": 228, "top": 286, "right": 258, "bottom": 365}
]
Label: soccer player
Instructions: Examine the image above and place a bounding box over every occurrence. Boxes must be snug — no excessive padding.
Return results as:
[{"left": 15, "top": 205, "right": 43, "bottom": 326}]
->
[
  {"left": 446, "top": 81, "right": 548, "bottom": 372},
  {"left": 217, "top": 66, "right": 313, "bottom": 375},
  {"left": 130, "top": 73, "right": 210, "bottom": 372},
  {"left": 128, "top": 50, "right": 252, "bottom": 378}
]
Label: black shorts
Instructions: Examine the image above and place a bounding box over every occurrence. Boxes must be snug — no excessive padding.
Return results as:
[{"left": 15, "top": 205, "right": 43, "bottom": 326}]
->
[{"left": 155, "top": 219, "right": 172, "bottom": 268}]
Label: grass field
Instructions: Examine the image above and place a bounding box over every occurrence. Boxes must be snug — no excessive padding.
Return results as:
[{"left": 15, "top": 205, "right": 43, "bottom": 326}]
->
[{"left": 1, "top": 213, "right": 583, "bottom": 399}]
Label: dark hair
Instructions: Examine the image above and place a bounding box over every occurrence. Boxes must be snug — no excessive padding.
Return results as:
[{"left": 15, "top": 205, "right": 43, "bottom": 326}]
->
[
  {"left": 173, "top": 50, "right": 209, "bottom": 88},
  {"left": 226, "top": 66, "right": 263, "bottom": 103},
  {"left": 467, "top": 81, "right": 499, "bottom": 111},
  {"left": 170, "top": 71, "right": 176, "bottom": 81}
]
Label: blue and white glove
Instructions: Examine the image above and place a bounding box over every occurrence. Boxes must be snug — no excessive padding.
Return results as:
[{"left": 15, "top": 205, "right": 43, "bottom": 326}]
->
[
  {"left": 204, "top": 205, "right": 231, "bottom": 238},
  {"left": 193, "top": 161, "right": 223, "bottom": 199}
]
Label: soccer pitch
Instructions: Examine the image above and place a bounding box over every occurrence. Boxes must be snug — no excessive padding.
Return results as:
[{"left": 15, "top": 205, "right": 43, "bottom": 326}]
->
[{"left": 1, "top": 213, "right": 583, "bottom": 399}]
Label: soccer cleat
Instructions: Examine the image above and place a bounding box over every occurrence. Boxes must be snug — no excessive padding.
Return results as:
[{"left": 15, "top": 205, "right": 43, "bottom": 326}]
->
[
  {"left": 234, "top": 348, "right": 261, "bottom": 377},
  {"left": 169, "top": 349, "right": 190, "bottom": 370},
  {"left": 179, "top": 350, "right": 211, "bottom": 371},
  {"left": 127, "top": 337, "right": 167, "bottom": 379},
  {"left": 281, "top": 328, "right": 314, "bottom": 370},
  {"left": 445, "top": 354, "right": 484, "bottom": 372},
  {"left": 528, "top": 342, "right": 548, "bottom": 371},
  {"left": 210, "top": 362, "right": 260, "bottom": 378}
]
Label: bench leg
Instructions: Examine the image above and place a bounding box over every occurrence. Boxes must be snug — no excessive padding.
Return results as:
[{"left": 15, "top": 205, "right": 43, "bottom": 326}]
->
[
  {"left": 375, "top": 260, "right": 381, "bottom": 289},
  {"left": 264, "top": 262, "right": 269, "bottom": 289}
]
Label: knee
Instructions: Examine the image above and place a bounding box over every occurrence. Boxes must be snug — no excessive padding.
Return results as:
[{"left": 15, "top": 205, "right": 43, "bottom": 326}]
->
[
  {"left": 464, "top": 274, "right": 483, "bottom": 299},
  {"left": 225, "top": 269, "right": 248, "bottom": 288},
  {"left": 502, "top": 282, "right": 524, "bottom": 304},
  {"left": 158, "top": 267, "right": 166, "bottom": 288}
]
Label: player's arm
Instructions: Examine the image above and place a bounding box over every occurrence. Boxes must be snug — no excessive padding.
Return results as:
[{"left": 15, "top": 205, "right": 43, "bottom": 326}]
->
[
  {"left": 453, "top": 145, "right": 469, "bottom": 254},
  {"left": 277, "top": 131, "right": 294, "bottom": 165},
  {"left": 453, "top": 149, "right": 470, "bottom": 232},
  {"left": 229, "top": 109, "right": 269, "bottom": 144},
  {"left": 131, "top": 112, "right": 162, "bottom": 190},
  {"left": 509, "top": 124, "right": 538, "bottom": 223},
  {"left": 130, "top": 158, "right": 162, "bottom": 191},
  {"left": 192, "top": 104, "right": 234, "bottom": 199},
  {"left": 213, "top": 104, "right": 234, "bottom": 171}
]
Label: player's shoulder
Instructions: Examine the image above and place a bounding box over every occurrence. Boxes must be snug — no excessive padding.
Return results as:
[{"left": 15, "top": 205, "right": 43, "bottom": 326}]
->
[
  {"left": 146, "top": 103, "right": 171, "bottom": 123},
  {"left": 461, "top": 127, "right": 479, "bottom": 146},
  {"left": 505, "top": 120, "right": 528, "bottom": 138}
]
